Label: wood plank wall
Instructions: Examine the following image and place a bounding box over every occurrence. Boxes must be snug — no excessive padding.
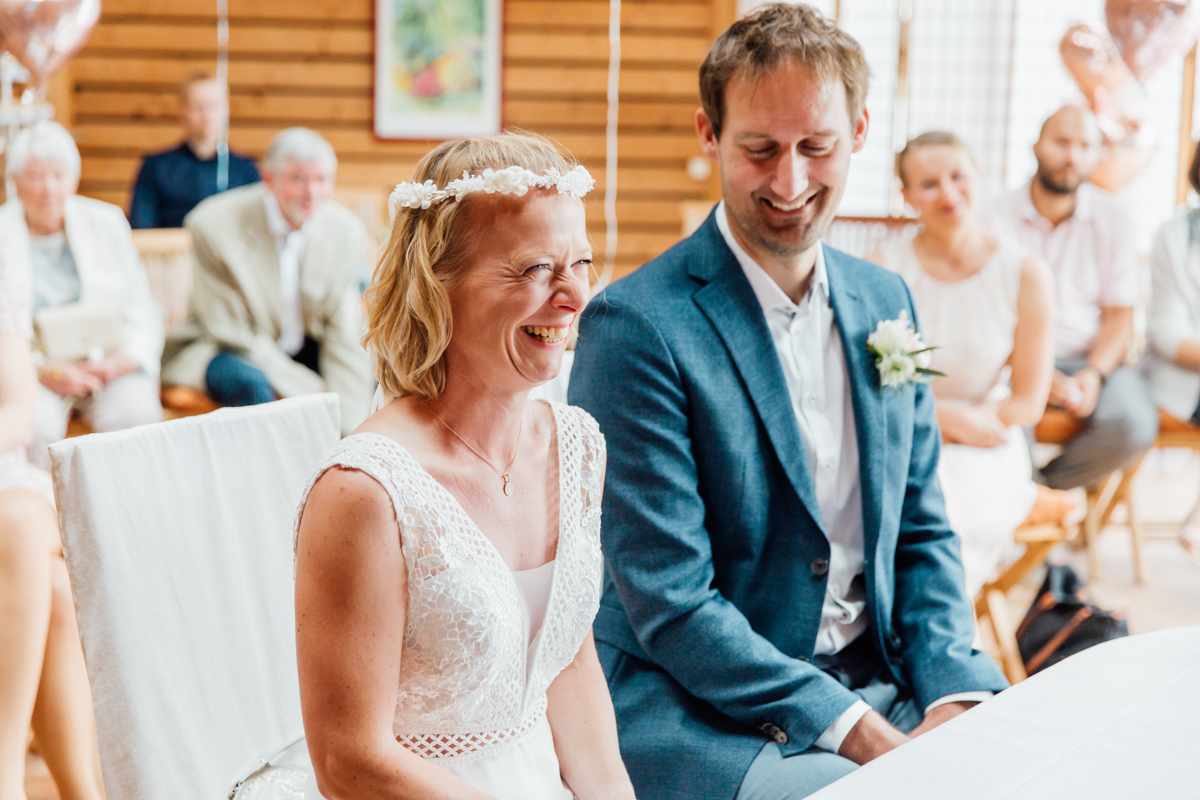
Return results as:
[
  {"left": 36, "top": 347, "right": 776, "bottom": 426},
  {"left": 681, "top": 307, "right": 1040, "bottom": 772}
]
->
[{"left": 68, "top": 0, "right": 721, "bottom": 278}]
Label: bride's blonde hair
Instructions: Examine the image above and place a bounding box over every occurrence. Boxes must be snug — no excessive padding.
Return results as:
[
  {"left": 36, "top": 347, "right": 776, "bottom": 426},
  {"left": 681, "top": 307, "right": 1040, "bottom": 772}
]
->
[{"left": 363, "top": 132, "right": 577, "bottom": 402}]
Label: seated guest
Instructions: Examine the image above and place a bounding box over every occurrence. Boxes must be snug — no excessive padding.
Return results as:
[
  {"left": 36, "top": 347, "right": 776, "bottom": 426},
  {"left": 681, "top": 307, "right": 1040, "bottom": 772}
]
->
[
  {"left": 1143, "top": 138, "right": 1200, "bottom": 553},
  {"left": 985, "top": 105, "right": 1158, "bottom": 489},
  {"left": 570, "top": 7, "right": 1007, "bottom": 799},
  {"left": 875, "top": 132, "right": 1062, "bottom": 596},
  {"left": 129, "top": 73, "right": 259, "bottom": 229},
  {"left": 161, "top": 127, "right": 374, "bottom": 434},
  {"left": 0, "top": 217, "right": 102, "bottom": 800},
  {"left": 0, "top": 121, "right": 164, "bottom": 469}
]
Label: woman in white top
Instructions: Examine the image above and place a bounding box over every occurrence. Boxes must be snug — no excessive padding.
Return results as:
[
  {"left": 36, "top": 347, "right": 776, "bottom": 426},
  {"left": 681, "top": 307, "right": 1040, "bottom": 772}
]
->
[
  {"left": 874, "top": 132, "right": 1063, "bottom": 597},
  {"left": 0, "top": 232, "right": 102, "bottom": 797},
  {"left": 1143, "top": 140, "right": 1200, "bottom": 553},
  {"left": 294, "top": 133, "right": 635, "bottom": 800}
]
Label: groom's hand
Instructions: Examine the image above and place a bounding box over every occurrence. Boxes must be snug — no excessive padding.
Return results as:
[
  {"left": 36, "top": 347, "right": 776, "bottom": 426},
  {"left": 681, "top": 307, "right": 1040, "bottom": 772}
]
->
[
  {"left": 908, "top": 700, "right": 979, "bottom": 738},
  {"left": 837, "top": 710, "right": 909, "bottom": 765}
]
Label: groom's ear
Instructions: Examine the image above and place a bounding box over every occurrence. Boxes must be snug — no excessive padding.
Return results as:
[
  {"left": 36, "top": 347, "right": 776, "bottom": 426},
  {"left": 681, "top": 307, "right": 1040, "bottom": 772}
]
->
[
  {"left": 851, "top": 106, "right": 870, "bottom": 154},
  {"left": 696, "top": 108, "right": 720, "bottom": 161}
]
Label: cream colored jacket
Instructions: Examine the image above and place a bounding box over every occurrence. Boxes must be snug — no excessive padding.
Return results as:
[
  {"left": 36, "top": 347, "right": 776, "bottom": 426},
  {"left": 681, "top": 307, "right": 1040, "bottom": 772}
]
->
[
  {"left": 161, "top": 183, "right": 373, "bottom": 433},
  {"left": 0, "top": 195, "right": 165, "bottom": 376}
]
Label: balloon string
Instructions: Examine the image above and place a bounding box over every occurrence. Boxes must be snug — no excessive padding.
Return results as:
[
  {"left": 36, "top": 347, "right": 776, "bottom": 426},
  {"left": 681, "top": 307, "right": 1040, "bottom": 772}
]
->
[
  {"left": 596, "top": 0, "right": 620, "bottom": 295},
  {"left": 216, "top": 0, "right": 230, "bottom": 192}
]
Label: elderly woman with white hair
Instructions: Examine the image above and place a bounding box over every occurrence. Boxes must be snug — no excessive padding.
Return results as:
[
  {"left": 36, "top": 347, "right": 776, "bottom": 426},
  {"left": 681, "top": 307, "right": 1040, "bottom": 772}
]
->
[
  {"left": 161, "top": 126, "right": 375, "bottom": 433},
  {"left": 0, "top": 121, "right": 164, "bottom": 467},
  {"left": 0, "top": 125, "right": 104, "bottom": 799}
]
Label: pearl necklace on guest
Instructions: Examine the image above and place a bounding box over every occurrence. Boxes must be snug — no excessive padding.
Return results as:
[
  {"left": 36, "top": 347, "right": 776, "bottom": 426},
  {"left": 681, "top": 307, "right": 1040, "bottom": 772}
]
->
[{"left": 425, "top": 404, "right": 524, "bottom": 497}]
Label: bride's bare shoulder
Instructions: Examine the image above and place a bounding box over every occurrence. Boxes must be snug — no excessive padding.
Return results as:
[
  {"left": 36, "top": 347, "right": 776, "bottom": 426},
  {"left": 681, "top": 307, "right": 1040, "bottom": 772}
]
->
[{"left": 351, "top": 396, "right": 430, "bottom": 453}]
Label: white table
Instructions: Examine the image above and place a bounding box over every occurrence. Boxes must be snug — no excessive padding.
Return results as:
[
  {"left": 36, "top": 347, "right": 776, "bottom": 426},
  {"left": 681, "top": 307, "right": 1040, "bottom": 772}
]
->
[{"left": 812, "top": 627, "right": 1200, "bottom": 799}]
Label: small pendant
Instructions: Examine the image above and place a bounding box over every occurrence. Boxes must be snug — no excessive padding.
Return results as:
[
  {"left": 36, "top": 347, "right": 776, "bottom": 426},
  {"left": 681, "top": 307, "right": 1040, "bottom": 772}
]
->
[{"left": 502, "top": 474, "right": 512, "bottom": 496}]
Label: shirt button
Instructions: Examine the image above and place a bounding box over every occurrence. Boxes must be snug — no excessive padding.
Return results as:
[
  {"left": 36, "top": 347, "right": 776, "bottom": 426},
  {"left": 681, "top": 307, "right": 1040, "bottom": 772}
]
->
[
  {"left": 806, "top": 393, "right": 817, "bottom": 406},
  {"left": 811, "top": 557, "right": 829, "bottom": 576}
]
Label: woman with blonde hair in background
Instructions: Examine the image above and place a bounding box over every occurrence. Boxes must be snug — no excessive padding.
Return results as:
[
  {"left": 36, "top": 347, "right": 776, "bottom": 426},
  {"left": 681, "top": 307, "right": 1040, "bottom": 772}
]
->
[
  {"left": 0, "top": 207, "right": 102, "bottom": 798},
  {"left": 294, "top": 132, "right": 635, "bottom": 800},
  {"left": 873, "top": 131, "right": 1072, "bottom": 597}
]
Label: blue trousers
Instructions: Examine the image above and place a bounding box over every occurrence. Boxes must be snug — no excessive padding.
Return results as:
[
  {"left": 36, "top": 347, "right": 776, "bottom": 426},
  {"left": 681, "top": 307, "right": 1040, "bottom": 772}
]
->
[
  {"left": 734, "top": 638, "right": 923, "bottom": 800},
  {"left": 204, "top": 338, "right": 321, "bottom": 407}
]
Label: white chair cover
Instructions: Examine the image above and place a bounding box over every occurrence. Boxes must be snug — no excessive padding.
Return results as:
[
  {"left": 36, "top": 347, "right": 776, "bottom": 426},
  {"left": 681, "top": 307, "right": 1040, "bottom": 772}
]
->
[{"left": 49, "top": 395, "right": 341, "bottom": 800}]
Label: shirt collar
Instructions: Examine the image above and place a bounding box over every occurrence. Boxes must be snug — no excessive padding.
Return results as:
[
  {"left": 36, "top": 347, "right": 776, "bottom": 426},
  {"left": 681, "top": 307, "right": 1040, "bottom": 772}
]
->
[
  {"left": 262, "top": 191, "right": 303, "bottom": 241},
  {"left": 1018, "top": 179, "right": 1094, "bottom": 226},
  {"left": 714, "top": 200, "right": 829, "bottom": 316}
]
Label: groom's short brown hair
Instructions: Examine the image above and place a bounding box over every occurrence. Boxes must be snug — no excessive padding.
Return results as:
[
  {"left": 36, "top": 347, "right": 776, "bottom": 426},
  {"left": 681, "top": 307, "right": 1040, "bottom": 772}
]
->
[{"left": 700, "top": 2, "right": 870, "bottom": 140}]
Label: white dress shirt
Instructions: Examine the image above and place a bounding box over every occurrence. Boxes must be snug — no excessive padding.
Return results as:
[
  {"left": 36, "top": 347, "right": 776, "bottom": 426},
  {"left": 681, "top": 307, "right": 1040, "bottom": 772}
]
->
[
  {"left": 985, "top": 182, "right": 1138, "bottom": 360},
  {"left": 262, "top": 193, "right": 308, "bottom": 357},
  {"left": 716, "top": 203, "right": 990, "bottom": 753}
]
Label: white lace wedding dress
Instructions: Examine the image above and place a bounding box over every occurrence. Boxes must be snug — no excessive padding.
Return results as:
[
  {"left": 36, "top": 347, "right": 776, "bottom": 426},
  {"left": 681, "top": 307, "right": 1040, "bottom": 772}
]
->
[
  {"left": 295, "top": 400, "right": 605, "bottom": 799},
  {"left": 882, "top": 235, "right": 1038, "bottom": 597}
]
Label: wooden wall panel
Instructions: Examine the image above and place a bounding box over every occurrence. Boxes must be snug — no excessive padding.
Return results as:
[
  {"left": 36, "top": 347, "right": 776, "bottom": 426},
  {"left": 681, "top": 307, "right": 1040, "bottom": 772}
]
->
[{"left": 70, "top": 0, "right": 717, "bottom": 278}]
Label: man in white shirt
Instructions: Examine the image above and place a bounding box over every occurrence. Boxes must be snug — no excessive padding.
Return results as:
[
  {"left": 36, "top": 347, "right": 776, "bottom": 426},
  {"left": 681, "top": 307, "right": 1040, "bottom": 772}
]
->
[
  {"left": 161, "top": 128, "right": 375, "bottom": 434},
  {"left": 569, "top": 5, "right": 1007, "bottom": 799},
  {"left": 986, "top": 105, "right": 1158, "bottom": 489}
]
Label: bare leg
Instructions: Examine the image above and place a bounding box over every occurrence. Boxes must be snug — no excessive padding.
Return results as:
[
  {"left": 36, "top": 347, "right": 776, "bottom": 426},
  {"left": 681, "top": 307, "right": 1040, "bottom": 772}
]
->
[
  {"left": 30, "top": 544, "right": 103, "bottom": 800},
  {"left": 0, "top": 490, "right": 56, "bottom": 800}
]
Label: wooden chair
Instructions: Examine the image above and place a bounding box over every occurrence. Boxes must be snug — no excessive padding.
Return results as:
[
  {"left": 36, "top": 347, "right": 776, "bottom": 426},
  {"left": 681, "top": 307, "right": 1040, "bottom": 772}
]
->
[
  {"left": 130, "top": 227, "right": 193, "bottom": 330},
  {"left": 1034, "top": 408, "right": 1146, "bottom": 584},
  {"left": 1155, "top": 407, "right": 1200, "bottom": 450},
  {"left": 974, "top": 518, "right": 1075, "bottom": 684}
]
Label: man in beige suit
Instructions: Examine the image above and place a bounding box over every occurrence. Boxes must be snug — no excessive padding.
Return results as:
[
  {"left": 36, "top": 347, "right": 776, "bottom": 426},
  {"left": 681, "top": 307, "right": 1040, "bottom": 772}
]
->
[{"left": 162, "top": 127, "right": 374, "bottom": 433}]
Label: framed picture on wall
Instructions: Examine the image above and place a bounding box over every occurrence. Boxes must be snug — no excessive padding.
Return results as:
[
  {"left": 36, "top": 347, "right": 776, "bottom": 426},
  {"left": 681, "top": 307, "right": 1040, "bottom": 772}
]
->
[{"left": 374, "top": 0, "right": 502, "bottom": 139}]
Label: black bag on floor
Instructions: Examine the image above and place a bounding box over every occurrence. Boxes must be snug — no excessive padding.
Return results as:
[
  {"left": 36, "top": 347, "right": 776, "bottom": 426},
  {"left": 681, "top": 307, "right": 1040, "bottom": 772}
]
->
[{"left": 1016, "top": 564, "right": 1128, "bottom": 675}]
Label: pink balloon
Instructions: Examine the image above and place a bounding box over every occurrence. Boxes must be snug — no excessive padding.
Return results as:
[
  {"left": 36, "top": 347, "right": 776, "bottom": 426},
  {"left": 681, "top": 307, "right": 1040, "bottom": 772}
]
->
[
  {"left": 1060, "top": 23, "right": 1134, "bottom": 112},
  {"left": 1106, "top": 0, "right": 1200, "bottom": 81},
  {"left": 0, "top": 0, "right": 100, "bottom": 93},
  {"left": 1093, "top": 116, "right": 1158, "bottom": 192}
]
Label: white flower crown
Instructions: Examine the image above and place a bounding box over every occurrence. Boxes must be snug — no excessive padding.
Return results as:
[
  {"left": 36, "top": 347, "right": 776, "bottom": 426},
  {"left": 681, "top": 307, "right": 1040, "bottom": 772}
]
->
[{"left": 389, "top": 164, "right": 595, "bottom": 217}]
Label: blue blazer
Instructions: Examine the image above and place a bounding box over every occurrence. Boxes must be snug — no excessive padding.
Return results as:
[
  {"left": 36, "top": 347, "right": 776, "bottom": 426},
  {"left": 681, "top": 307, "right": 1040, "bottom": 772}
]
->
[{"left": 568, "top": 211, "right": 1008, "bottom": 800}]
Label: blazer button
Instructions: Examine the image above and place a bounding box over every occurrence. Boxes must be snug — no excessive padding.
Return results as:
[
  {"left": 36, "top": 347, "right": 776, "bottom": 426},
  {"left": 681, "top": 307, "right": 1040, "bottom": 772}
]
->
[
  {"left": 811, "top": 557, "right": 829, "bottom": 576},
  {"left": 769, "top": 725, "right": 788, "bottom": 745}
]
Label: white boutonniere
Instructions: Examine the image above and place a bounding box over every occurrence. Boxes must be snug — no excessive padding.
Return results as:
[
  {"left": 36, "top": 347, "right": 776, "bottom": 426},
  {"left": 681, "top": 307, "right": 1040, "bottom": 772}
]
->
[{"left": 866, "top": 310, "right": 944, "bottom": 389}]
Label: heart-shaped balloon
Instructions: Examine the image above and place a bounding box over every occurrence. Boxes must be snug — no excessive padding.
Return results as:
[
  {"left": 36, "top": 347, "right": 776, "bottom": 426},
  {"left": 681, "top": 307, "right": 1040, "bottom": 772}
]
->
[
  {"left": 1060, "top": 24, "right": 1134, "bottom": 112},
  {"left": 1091, "top": 116, "right": 1158, "bottom": 192},
  {"left": 1106, "top": 0, "right": 1200, "bottom": 81},
  {"left": 0, "top": 0, "right": 100, "bottom": 95}
]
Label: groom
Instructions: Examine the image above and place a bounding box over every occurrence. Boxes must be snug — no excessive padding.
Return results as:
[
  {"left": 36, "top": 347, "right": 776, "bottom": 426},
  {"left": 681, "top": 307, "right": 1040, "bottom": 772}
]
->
[{"left": 569, "top": 4, "right": 1007, "bottom": 798}]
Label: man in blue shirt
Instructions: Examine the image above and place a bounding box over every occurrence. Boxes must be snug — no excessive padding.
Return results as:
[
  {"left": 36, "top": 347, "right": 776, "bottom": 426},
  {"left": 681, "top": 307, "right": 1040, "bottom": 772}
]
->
[{"left": 129, "top": 73, "right": 259, "bottom": 229}]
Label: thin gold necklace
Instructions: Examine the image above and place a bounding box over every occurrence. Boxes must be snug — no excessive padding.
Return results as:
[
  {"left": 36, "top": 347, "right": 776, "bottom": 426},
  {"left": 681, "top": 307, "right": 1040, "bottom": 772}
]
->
[{"left": 425, "top": 403, "right": 523, "bottom": 496}]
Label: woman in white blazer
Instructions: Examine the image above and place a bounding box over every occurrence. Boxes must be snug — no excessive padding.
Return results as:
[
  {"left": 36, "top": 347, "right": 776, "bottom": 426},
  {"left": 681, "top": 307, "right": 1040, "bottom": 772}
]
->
[
  {"left": 1144, "top": 142, "right": 1200, "bottom": 423},
  {"left": 0, "top": 122, "right": 163, "bottom": 468},
  {"left": 1143, "top": 142, "right": 1200, "bottom": 553}
]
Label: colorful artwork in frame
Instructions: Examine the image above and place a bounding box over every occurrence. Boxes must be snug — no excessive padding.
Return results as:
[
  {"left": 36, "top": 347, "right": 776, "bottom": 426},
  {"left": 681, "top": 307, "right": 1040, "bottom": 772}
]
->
[{"left": 374, "top": 0, "right": 502, "bottom": 139}]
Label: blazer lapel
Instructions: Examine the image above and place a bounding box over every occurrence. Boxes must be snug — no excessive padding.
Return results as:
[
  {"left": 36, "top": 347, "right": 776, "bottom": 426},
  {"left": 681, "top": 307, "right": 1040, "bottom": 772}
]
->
[
  {"left": 63, "top": 197, "right": 98, "bottom": 296},
  {"left": 240, "top": 194, "right": 284, "bottom": 329},
  {"left": 826, "top": 249, "right": 886, "bottom": 556},
  {"left": 689, "top": 214, "right": 825, "bottom": 534}
]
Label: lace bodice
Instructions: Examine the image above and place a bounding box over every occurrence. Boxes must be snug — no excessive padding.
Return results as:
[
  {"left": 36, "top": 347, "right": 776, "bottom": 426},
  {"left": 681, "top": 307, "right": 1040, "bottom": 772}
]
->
[
  {"left": 296, "top": 401, "right": 605, "bottom": 763},
  {"left": 882, "top": 234, "right": 1025, "bottom": 404}
]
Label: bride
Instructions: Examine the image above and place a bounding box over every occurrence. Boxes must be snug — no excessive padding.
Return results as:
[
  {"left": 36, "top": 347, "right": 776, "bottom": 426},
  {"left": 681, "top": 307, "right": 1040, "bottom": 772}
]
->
[{"left": 293, "top": 133, "right": 635, "bottom": 800}]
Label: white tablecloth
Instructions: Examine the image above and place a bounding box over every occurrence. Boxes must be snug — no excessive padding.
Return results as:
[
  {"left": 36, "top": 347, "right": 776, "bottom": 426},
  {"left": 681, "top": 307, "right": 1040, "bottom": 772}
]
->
[{"left": 812, "top": 627, "right": 1200, "bottom": 799}]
